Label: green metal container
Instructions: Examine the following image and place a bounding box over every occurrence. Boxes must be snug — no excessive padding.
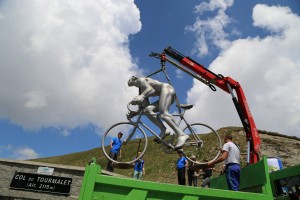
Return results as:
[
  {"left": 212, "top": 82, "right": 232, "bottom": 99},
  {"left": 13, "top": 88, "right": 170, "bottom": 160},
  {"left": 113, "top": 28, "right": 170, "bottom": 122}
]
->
[{"left": 79, "top": 157, "right": 300, "bottom": 200}]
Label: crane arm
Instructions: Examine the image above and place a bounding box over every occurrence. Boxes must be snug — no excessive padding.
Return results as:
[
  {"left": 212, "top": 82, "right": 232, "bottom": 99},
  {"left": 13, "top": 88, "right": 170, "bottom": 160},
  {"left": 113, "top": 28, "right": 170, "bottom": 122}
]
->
[{"left": 161, "top": 46, "right": 260, "bottom": 164}]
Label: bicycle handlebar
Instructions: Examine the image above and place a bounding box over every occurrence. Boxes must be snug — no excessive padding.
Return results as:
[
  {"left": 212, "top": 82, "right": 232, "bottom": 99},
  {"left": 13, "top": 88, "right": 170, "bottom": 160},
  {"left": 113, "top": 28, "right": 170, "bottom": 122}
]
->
[{"left": 127, "top": 102, "right": 142, "bottom": 113}]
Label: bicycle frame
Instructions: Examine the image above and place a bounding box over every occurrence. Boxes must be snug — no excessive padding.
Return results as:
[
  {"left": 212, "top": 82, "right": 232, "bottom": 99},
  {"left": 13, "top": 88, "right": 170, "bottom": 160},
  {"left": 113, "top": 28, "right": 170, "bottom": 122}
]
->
[
  {"left": 126, "top": 103, "right": 202, "bottom": 151},
  {"left": 172, "top": 111, "right": 202, "bottom": 143},
  {"left": 125, "top": 108, "right": 175, "bottom": 150}
]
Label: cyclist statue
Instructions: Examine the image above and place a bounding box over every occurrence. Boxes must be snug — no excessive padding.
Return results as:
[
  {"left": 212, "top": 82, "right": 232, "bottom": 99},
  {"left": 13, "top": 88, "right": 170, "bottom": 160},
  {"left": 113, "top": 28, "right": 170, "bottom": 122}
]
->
[{"left": 127, "top": 76, "right": 189, "bottom": 148}]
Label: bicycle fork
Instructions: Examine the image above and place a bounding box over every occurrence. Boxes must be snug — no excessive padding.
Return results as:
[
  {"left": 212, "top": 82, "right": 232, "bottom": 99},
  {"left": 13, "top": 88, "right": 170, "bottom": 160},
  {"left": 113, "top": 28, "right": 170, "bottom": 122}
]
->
[{"left": 123, "top": 114, "right": 143, "bottom": 145}]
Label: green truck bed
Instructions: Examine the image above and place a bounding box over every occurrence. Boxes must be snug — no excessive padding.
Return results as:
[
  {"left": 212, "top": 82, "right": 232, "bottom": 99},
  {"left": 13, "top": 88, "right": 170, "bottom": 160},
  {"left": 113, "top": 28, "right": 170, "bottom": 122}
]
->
[{"left": 79, "top": 157, "right": 300, "bottom": 200}]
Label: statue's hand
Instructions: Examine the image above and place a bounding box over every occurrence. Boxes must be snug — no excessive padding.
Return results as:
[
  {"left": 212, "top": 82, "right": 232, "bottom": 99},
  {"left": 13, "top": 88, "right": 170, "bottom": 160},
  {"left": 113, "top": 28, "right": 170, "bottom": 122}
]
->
[
  {"left": 132, "top": 95, "right": 144, "bottom": 105},
  {"left": 126, "top": 112, "right": 133, "bottom": 120},
  {"left": 126, "top": 111, "right": 138, "bottom": 120}
]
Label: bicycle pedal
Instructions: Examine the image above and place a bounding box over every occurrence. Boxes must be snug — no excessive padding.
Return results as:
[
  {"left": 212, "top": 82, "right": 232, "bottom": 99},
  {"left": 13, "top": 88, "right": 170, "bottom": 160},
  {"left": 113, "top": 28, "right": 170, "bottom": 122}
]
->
[{"left": 153, "top": 138, "right": 161, "bottom": 143}]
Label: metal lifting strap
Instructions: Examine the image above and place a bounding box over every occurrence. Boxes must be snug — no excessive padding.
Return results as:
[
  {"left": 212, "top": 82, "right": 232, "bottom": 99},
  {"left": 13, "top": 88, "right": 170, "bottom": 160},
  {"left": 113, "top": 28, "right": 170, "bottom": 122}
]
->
[
  {"left": 164, "top": 57, "right": 217, "bottom": 92},
  {"left": 147, "top": 54, "right": 183, "bottom": 116},
  {"left": 146, "top": 68, "right": 163, "bottom": 78},
  {"left": 147, "top": 52, "right": 164, "bottom": 78}
]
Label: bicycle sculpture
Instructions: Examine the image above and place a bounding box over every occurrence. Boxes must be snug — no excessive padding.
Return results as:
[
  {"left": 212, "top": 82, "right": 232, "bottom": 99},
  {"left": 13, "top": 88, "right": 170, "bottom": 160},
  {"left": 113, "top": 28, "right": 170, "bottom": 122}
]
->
[{"left": 102, "top": 58, "right": 222, "bottom": 168}]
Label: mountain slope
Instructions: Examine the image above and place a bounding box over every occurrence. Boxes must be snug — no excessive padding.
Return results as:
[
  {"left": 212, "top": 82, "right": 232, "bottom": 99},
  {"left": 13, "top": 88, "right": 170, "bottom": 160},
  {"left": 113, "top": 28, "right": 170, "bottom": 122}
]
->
[{"left": 32, "top": 126, "right": 300, "bottom": 184}]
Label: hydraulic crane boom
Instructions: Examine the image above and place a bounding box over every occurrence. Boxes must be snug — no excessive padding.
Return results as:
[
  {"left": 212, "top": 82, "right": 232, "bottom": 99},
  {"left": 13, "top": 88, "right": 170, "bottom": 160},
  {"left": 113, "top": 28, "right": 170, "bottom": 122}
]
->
[{"left": 160, "top": 46, "right": 260, "bottom": 164}]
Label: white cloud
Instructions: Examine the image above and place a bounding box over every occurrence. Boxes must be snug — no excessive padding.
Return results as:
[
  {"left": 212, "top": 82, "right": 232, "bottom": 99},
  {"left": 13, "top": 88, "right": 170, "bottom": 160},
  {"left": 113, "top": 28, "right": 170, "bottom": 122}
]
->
[
  {"left": 13, "top": 147, "right": 39, "bottom": 160},
  {"left": 194, "top": 0, "right": 234, "bottom": 13},
  {"left": 24, "top": 90, "right": 48, "bottom": 109},
  {"left": 0, "top": 0, "right": 141, "bottom": 131},
  {"left": 186, "top": 0, "right": 234, "bottom": 56},
  {"left": 175, "top": 69, "right": 184, "bottom": 79},
  {"left": 252, "top": 4, "right": 295, "bottom": 33},
  {"left": 186, "top": 4, "right": 300, "bottom": 137},
  {"left": 0, "top": 145, "right": 38, "bottom": 160},
  {"left": 61, "top": 129, "right": 70, "bottom": 137}
]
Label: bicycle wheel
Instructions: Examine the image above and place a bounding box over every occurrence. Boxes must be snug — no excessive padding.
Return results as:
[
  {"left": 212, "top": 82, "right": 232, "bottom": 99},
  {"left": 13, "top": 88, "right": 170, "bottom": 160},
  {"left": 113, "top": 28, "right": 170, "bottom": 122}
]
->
[
  {"left": 182, "top": 123, "right": 221, "bottom": 165},
  {"left": 102, "top": 122, "right": 148, "bottom": 165}
]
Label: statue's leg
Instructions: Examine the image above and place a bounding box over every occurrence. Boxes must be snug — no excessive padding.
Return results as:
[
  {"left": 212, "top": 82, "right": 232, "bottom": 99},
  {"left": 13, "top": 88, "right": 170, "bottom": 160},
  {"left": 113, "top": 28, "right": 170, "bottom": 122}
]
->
[
  {"left": 143, "top": 102, "right": 170, "bottom": 138},
  {"left": 159, "top": 84, "right": 189, "bottom": 148}
]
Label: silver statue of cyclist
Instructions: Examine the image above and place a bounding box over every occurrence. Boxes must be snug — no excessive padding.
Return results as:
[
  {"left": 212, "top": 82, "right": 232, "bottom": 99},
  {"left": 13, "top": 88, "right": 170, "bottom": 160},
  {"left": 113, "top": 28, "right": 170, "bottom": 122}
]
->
[{"left": 127, "top": 76, "right": 189, "bottom": 148}]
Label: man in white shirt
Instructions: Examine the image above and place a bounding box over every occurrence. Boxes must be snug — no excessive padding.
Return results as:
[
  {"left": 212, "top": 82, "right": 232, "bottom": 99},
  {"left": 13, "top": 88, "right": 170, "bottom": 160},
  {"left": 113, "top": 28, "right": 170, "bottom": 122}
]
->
[{"left": 207, "top": 134, "right": 241, "bottom": 191}]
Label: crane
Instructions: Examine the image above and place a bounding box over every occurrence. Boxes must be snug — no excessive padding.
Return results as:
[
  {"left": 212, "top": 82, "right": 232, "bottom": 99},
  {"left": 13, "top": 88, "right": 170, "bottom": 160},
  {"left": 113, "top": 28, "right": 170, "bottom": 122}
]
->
[{"left": 151, "top": 46, "right": 260, "bottom": 164}]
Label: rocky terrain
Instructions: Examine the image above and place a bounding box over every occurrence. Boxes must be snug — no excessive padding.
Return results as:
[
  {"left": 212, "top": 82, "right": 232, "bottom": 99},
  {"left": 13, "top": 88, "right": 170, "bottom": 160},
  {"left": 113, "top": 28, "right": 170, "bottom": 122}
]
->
[
  {"left": 259, "top": 132, "right": 300, "bottom": 167},
  {"left": 221, "top": 127, "right": 300, "bottom": 168}
]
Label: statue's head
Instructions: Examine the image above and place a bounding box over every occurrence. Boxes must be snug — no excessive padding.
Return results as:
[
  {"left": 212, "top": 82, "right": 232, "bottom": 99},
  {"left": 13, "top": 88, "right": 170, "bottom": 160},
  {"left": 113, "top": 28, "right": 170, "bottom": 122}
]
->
[{"left": 128, "top": 76, "right": 138, "bottom": 86}]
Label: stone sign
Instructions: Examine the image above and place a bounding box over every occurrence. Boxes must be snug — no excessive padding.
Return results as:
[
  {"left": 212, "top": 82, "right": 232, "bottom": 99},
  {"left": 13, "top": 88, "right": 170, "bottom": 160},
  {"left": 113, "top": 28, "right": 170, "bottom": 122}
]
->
[{"left": 10, "top": 171, "right": 72, "bottom": 195}]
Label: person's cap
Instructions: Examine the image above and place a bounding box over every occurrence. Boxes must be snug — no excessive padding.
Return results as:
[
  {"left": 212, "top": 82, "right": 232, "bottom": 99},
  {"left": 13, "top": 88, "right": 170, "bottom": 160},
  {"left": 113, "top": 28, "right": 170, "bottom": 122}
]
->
[
  {"left": 177, "top": 149, "right": 184, "bottom": 153},
  {"left": 118, "top": 132, "right": 123, "bottom": 135}
]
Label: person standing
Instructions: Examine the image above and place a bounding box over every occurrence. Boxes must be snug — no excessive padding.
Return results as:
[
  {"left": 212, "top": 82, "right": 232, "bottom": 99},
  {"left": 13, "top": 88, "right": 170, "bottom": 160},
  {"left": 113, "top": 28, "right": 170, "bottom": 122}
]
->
[
  {"left": 173, "top": 149, "right": 188, "bottom": 185},
  {"left": 133, "top": 152, "right": 145, "bottom": 180},
  {"left": 200, "top": 167, "right": 213, "bottom": 188},
  {"left": 207, "top": 134, "right": 241, "bottom": 191},
  {"left": 106, "top": 132, "right": 123, "bottom": 172},
  {"left": 187, "top": 155, "right": 198, "bottom": 187},
  {"left": 200, "top": 158, "right": 217, "bottom": 188}
]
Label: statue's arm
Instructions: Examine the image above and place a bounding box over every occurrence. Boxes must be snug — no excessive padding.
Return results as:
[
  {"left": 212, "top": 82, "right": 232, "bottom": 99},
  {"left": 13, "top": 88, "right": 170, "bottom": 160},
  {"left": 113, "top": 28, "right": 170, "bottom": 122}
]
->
[
  {"left": 136, "top": 78, "right": 155, "bottom": 98},
  {"left": 131, "top": 77, "right": 156, "bottom": 105}
]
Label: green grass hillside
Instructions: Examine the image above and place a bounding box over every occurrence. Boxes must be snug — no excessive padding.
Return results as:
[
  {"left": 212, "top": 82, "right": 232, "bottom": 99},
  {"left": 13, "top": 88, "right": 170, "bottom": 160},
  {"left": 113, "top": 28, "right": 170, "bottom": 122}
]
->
[{"left": 32, "top": 126, "right": 300, "bottom": 184}]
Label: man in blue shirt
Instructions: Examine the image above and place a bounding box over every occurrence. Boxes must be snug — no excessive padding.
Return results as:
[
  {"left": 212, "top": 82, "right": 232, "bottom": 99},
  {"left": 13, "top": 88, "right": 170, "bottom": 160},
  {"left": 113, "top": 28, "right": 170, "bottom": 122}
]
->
[
  {"left": 173, "top": 149, "right": 188, "bottom": 185},
  {"left": 106, "top": 132, "right": 123, "bottom": 172},
  {"left": 133, "top": 151, "right": 145, "bottom": 180}
]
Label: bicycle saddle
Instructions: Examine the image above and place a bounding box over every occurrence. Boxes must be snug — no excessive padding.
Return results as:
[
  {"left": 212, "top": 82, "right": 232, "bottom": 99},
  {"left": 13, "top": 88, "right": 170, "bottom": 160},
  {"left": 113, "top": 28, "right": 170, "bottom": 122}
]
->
[{"left": 179, "top": 104, "right": 193, "bottom": 110}]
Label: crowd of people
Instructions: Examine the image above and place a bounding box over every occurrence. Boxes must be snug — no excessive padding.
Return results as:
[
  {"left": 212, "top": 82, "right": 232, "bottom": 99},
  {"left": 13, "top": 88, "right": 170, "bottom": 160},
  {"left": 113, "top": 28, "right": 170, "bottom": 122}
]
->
[
  {"left": 105, "top": 132, "right": 146, "bottom": 180},
  {"left": 173, "top": 150, "right": 220, "bottom": 188},
  {"left": 172, "top": 133, "right": 241, "bottom": 191},
  {"left": 105, "top": 130, "right": 240, "bottom": 191}
]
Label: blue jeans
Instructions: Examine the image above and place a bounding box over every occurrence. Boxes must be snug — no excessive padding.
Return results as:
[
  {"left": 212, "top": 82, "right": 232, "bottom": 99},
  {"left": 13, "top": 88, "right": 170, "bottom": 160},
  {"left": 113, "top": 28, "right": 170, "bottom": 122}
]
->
[
  {"left": 225, "top": 163, "right": 240, "bottom": 191},
  {"left": 133, "top": 170, "right": 143, "bottom": 180}
]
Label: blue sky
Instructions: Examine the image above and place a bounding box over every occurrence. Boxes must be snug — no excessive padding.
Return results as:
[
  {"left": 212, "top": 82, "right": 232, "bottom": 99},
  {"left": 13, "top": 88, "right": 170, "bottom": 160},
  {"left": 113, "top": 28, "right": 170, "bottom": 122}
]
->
[{"left": 0, "top": 0, "right": 300, "bottom": 160}]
